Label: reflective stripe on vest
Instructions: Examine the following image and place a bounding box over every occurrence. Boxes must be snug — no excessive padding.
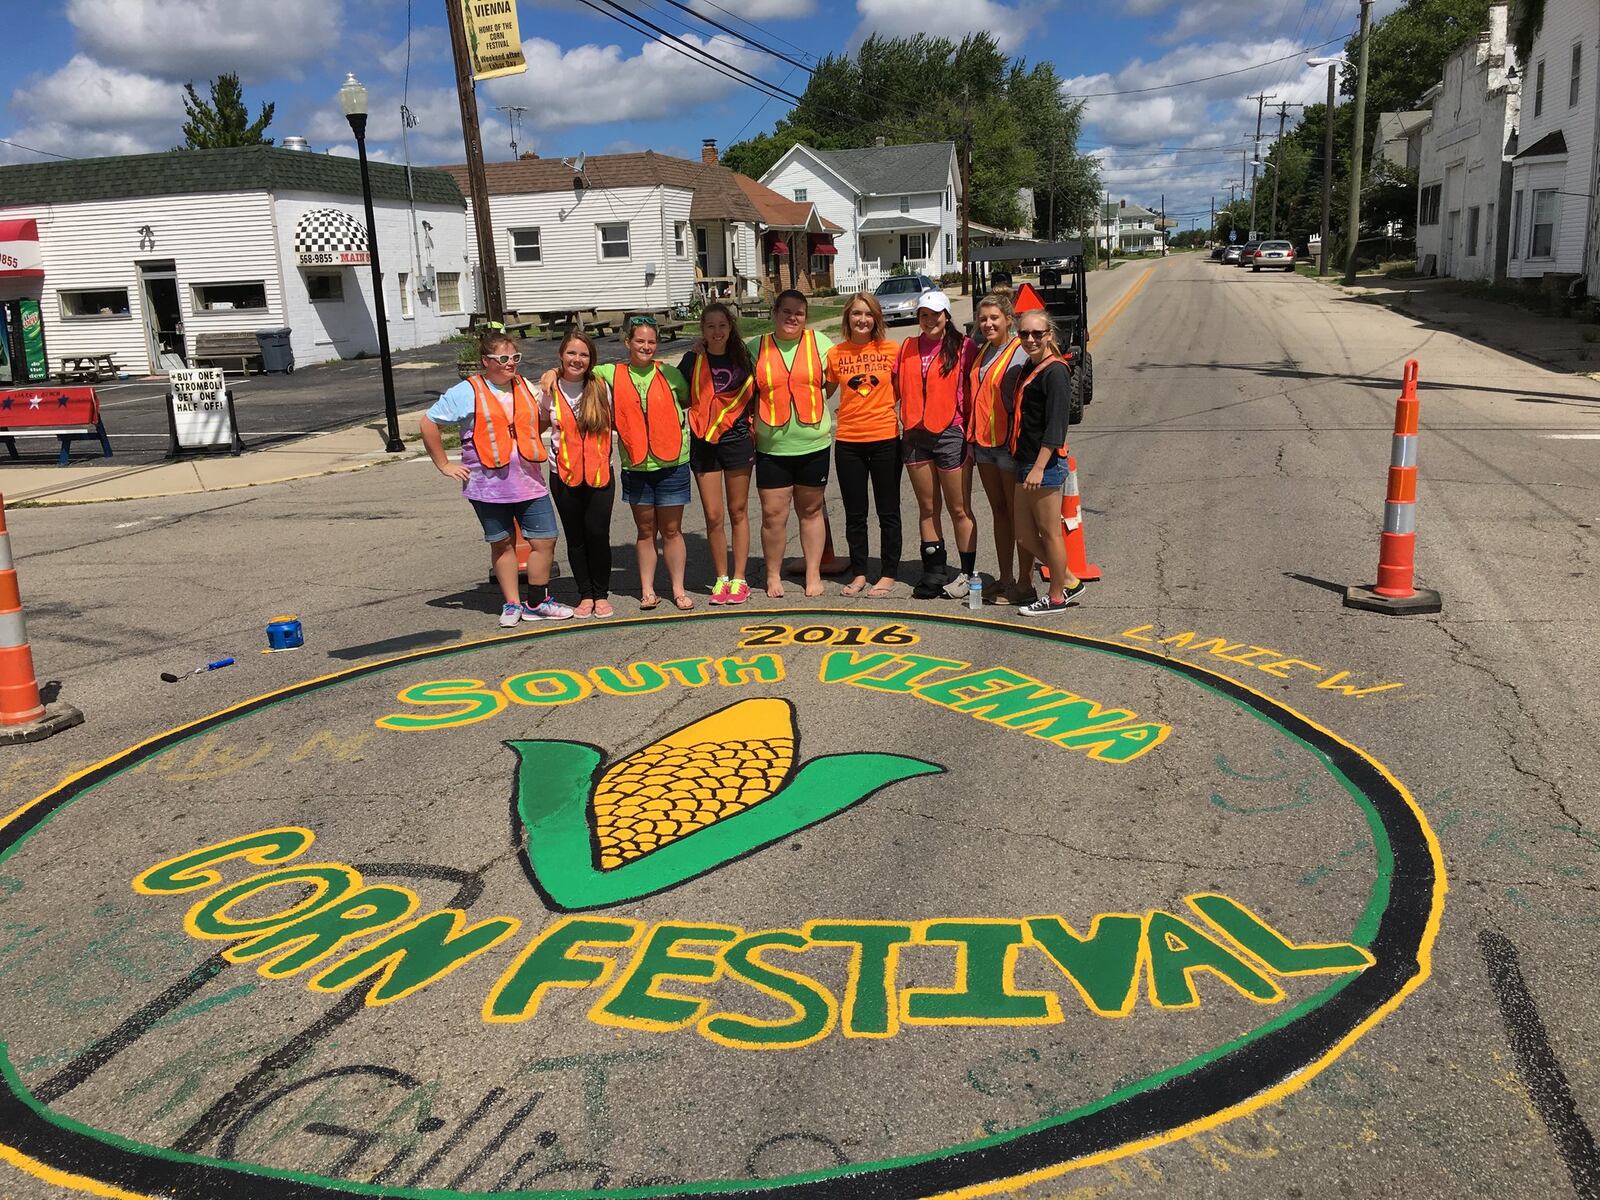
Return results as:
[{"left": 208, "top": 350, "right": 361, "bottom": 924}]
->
[
  {"left": 754, "top": 332, "right": 825, "bottom": 428},
  {"left": 468, "top": 374, "right": 543, "bottom": 468},
  {"left": 968, "top": 336, "right": 1022, "bottom": 448},
  {"left": 1008, "top": 356, "right": 1065, "bottom": 456},
  {"left": 611, "top": 363, "right": 684, "bottom": 468},
  {"left": 555, "top": 384, "right": 613, "bottom": 488},
  {"left": 896, "top": 337, "right": 962, "bottom": 435},
  {"left": 688, "top": 353, "right": 755, "bottom": 442}
]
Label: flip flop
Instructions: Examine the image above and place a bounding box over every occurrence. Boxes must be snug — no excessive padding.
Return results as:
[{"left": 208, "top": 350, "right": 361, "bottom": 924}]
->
[
  {"left": 639, "top": 594, "right": 661, "bottom": 611},
  {"left": 673, "top": 595, "right": 695, "bottom": 611},
  {"left": 841, "top": 579, "right": 868, "bottom": 597},
  {"left": 869, "top": 581, "right": 896, "bottom": 598}
]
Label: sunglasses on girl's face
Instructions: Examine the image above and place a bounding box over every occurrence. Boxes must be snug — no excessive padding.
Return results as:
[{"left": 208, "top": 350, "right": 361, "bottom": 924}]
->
[
  {"left": 1017, "top": 330, "right": 1050, "bottom": 341},
  {"left": 484, "top": 353, "right": 523, "bottom": 365}
]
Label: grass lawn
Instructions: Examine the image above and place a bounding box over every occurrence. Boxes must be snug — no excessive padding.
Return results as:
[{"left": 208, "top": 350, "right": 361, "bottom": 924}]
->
[{"left": 739, "top": 297, "right": 851, "bottom": 341}]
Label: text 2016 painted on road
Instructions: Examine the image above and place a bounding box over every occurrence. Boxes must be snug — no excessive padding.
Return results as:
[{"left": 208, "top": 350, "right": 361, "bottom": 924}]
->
[
  {"left": 738, "top": 624, "right": 920, "bottom": 647},
  {"left": 133, "top": 829, "right": 1374, "bottom": 1051}
]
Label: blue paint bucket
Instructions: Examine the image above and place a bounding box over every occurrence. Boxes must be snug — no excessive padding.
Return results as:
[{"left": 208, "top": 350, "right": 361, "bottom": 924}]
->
[{"left": 267, "top": 616, "right": 304, "bottom": 651}]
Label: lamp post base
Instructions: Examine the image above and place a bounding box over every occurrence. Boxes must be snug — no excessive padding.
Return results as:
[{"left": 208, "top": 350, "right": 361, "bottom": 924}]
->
[{"left": 385, "top": 435, "right": 406, "bottom": 454}]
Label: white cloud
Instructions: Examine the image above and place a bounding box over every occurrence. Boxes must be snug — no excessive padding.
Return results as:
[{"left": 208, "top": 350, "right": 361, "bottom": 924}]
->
[
  {"left": 482, "top": 34, "right": 769, "bottom": 130},
  {"left": 689, "top": 0, "right": 817, "bottom": 18},
  {"left": 851, "top": 0, "right": 1038, "bottom": 52},
  {"left": 64, "top": 0, "right": 343, "bottom": 81},
  {"left": 3, "top": 54, "right": 182, "bottom": 159}
]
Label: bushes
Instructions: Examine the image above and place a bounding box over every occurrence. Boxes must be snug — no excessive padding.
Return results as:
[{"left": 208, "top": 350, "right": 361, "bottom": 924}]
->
[
  {"left": 812, "top": 285, "right": 839, "bottom": 298},
  {"left": 939, "top": 271, "right": 963, "bottom": 286}
]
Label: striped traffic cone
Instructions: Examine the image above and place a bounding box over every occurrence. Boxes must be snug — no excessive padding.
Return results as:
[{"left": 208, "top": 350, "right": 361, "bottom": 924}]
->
[
  {"left": 1040, "top": 454, "right": 1101, "bottom": 584},
  {"left": 1344, "top": 360, "right": 1442, "bottom": 615},
  {"left": 0, "top": 495, "right": 83, "bottom": 744}
]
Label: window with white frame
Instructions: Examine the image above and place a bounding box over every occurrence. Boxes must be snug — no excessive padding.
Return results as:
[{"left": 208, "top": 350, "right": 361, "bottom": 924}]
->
[
  {"left": 509, "top": 227, "right": 541, "bottom": 264},
  {"left": 598, "top": 222, "right": 630, "bottom": 260},
  {"left": 58, "top": 288, "right": 130, "bottom": 318},
  {"left": 945, "top": 233, "right": 953, "bottom": 262},
  {"left": 191, "top": 281, "right": 267, "bottom": 311},
  {"left": 945, "top": 190, "right": 952, "bottom": 211},
  {"left": 793, "top": 188, "right": 807, "bottom": 202},
  {"left": 398, "top": 272, "right": 411, "bottom": 317},
  {"left": 436, "top": 271, "right": 462, "bottom": 314},
  {"left": 304, "top": 272, "right": 344, "bottom": 303},
  {"left": 901, "top": 231, "right": 928, "bottom": 260},
  {"left": 1510, "top": 190, "right": 1524, "bottom": 258},
  {"left": 674, "top": 221, "right": 688, "bottom": 257},
  {"left": 1535, "top": 58, "right": 1546, "bottom": 117},
  {"left": 899, "top": 195, "right": 910, "bottom": 214},
  {"left": 1572, "top": 43, "right": 1583, "bottom": 107},
  {"left": 1530, "top": 189, "right": 1557, "bottom": 258},
  {"left": 1466, "top": 207, "right": 1481, "bottom": 256}
]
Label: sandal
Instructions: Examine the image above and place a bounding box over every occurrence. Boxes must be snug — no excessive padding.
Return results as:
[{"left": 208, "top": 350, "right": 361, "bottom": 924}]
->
[
  {"left": 868, "top": 579, "right": 896, "bottom": 598},
  {"left": 672, "top": 595, "right": 695, "bottom": 611},
  {"left": 594, "top": 599, "right": 614, "bottom": 618},
  {"left": 639, "top": 594, "right": 661, "bottom": 611}
]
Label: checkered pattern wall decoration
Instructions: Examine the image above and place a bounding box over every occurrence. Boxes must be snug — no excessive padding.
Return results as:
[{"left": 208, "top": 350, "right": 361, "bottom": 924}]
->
[{"left": 293, "top": 208, "right": 371, "bottom": 265}]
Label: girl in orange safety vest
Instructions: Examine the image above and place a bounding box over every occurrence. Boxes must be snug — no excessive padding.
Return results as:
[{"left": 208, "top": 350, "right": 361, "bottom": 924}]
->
[
  {"left": 678, "top": 302, "right": 757, "bottom": 606},
  {"left": 538, "top": 329, "right": 616, "bottom": 618},
  {"left": 968, "top": 292, "right": 1033, "bottom": 604},
  {"left": 421, "top": 331, "right": 574, "bottom": 626},
  {"left": 594, "top": 318, "right": 693, "bottom": 611}
]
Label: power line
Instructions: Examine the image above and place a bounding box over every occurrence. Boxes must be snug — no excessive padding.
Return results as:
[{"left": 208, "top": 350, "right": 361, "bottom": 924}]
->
[
  {"left": 684, "top": 0, "right": 818, "bottom": 63},
  {"left": 0, "top": 135, "right": 70, "bottom": 160},
  {"left": 650, "top": 0, "right": 815, "bottom": 75},
  {"left": 1066, "top": 33, "right": 1349, "bottom": 98}
]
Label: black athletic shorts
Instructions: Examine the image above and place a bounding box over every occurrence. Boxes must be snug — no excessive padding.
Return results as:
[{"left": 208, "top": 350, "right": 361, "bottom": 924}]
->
[
  {"left": 689, "top": 426, "right": 756, "bottom": 474},
  {"left": 756, "top": 447, "right": 830, "bottom": 490}
]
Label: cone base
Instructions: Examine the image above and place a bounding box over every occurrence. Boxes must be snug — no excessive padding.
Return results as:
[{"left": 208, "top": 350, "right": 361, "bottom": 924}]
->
[
  {"left": 1342, "top": 584, "right": 1442, "bottom": 616},
  {"left": 0, "top": 701, "right": 83, "bottom": 744}
]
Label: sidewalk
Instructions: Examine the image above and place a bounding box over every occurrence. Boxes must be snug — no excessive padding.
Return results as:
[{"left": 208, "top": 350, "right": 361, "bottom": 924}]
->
[
  {"left": 1, "top": 411, "right": 427, "bottom": 506},
  {"left": 1323, "top": 273, "right": 1600, "bottom": 375}
]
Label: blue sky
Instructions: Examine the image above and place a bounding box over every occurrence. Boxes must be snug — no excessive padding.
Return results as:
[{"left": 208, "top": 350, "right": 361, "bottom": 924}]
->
[{"left": 0, "top": 0, "right": 1403, "bottom": 229}]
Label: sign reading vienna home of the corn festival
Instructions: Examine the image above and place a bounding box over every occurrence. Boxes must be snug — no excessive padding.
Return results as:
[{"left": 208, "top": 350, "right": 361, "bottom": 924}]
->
[{"left": 0, "top": 611, "right": 1443, "bottom": 1199}]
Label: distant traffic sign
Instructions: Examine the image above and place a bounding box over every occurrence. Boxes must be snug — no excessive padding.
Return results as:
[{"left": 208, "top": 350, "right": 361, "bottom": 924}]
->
[{"left": 1229, "top": 229, "right": 1238, "bottom": 243}]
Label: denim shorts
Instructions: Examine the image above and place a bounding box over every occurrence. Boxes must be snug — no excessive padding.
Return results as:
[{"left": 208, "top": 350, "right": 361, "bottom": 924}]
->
[
  {"left": 469, "top": 494, "right": 558, "bottom": 543},
  {"left": 621, "top": 462, "right": 692, "bottom": 507},
  {"left": 1015, "top": 454, "right": 1070, "bottom": 489},
  {"left": 973, "top": 444, "right": 1017, "bottom": 472}
]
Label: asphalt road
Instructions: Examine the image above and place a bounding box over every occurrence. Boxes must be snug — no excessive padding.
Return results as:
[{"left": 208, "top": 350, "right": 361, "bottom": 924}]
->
[{"left": 1, "top": 254, "right": 1597, "bottom": 1200}]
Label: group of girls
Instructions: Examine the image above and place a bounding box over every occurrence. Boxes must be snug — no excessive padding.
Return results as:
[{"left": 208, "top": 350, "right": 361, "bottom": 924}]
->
[{"left": 419, "top": 287, "right": 1085, "bottom": 627}]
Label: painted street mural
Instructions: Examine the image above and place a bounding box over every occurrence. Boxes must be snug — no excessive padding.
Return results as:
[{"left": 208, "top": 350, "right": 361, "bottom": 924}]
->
[{"left": 0, "top": 610, "right": 1444, "bottom": 1198}]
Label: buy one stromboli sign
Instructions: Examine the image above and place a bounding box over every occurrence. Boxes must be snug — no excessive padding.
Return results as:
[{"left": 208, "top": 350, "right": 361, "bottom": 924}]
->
[{"left": 0, "top": 614, "right": 1442, "bottom": 1199}]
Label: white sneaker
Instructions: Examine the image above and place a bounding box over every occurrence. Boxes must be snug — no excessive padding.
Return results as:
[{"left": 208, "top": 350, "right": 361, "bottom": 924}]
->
[
  {"left": 942, "top": 572, "right": 971, "bottom": 599},
  {"left": 522, "top": 597, "right": 575, "bottom": 621},
  {"left": 499, "top": 603, "right": 523, "bottom": 628}
]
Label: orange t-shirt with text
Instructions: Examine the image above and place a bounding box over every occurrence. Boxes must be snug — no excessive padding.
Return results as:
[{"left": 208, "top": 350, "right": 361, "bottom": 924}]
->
[{"left": 826, "top": 339, "right": 899, "bottom": 443}]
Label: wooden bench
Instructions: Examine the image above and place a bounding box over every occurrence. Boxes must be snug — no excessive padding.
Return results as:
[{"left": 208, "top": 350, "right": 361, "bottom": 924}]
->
[
  {"left": 0, "top": 386, "right": 112, "bottom": 466},
  {"left": 192, "top": 332, "right": 262, "bottom": 376},
  {"left": 736, "top": 298, "right": 767, "bottom": 319},
  {"left": 58, "top": 353, "right": 118, "bottom": 383}
]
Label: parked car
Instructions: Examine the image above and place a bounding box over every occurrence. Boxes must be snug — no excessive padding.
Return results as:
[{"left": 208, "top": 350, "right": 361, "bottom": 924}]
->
[
  {"left": 1210, "top": 245, "right": 1227, "bottom": 260},
  {"left": 874, "top": 274, "right": 939, "bottom": 324},
  {"left": 1223, "top": 245, "right": 1244, "bottom": 264},
  {"left": 1251, "top": 240, "right": 1297, "bottom": 272},
  {"left": 1236, "top": 241, "right": 1261, "bottom": 266}
]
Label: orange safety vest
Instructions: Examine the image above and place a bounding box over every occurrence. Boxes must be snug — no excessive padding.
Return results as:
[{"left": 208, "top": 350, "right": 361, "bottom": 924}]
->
[
  {"left": 897, "top": 337, "right": 963, "bottom": 435},
  {"left": 552, "top": 383, "right": 613, "bottom": 488},
  {"left": 968, "top": 336, "right": 1022, "bottom": 448},
  {"left": 611, "top": 363, "right": 685, "bottom": 468},
  {"left": 753, "top": 332, "right": 826, "bottom": 428},
  {"left": 687, "top": 352, "right": 755, "bottom": 442},
  {"left": 1008, "top": 356, "right": 1065, "bottom": 456},
  {"left": 468, "top": 374, "right": 544, "bottom": 468}
]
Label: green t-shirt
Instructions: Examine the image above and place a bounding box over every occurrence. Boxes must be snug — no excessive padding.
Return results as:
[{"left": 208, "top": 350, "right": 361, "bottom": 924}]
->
[
  {"left": 746, "top": 330, "right": 835, "bottom": 456},
  {"left": 595, "top": 361, "right": 690, "bottom": 470}
]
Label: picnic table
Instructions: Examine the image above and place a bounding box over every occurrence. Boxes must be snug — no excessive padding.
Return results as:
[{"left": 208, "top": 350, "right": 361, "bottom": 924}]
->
[
  {"left": 58, "top": 353, "right": 117, "bottom": 383},
  {"left": 622, "top": 310, "right": 687, "bottom": 341}
]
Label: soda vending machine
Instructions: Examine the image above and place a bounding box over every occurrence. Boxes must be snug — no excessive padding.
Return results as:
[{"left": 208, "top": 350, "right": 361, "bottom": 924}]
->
[{"left": 0, "top": 299, "right": 48, "bottom": 385}]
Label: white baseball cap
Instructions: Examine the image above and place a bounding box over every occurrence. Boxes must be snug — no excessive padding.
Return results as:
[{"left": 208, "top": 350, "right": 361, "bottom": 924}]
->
[{"left": 916, "top": 290, "right": 951, "bottom": 315}]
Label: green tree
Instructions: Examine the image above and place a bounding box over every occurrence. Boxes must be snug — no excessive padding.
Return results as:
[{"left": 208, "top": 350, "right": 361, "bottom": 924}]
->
[
  {"left": 1341, "top": 0, "right": 1494, "bottom": 114},
  {"left": 181, "top": 72, "right": 274, "bottom": 149}
]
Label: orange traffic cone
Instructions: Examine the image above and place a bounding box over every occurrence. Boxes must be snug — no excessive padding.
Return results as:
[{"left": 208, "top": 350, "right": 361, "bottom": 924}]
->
[
  {"left": 0, "top": 494, "right": 82, "bottom": 743},
  {"left": 1061, "top": 454, "right": 1101, "bottom": 582}
]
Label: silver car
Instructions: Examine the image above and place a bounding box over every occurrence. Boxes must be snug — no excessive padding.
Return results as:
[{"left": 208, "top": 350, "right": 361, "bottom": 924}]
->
[
  {"left": 1222, "top": 245, "right": 1243, "bottom": 264},
  {"left": 1252, "top": 240, "right": 1297, "bottom": 271},
  {"left": 874, "top": 274, "right": 938, "bottom": 324}
]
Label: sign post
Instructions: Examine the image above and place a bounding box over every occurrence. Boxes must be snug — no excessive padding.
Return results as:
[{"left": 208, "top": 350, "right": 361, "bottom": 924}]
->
[{"left": 165, "top": 367, "right": 244, "bottom": 457}]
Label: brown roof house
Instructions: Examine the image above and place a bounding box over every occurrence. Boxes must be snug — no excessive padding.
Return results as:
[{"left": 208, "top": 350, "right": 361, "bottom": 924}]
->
[
  {"left": 441, "top": 142, "right": 779, "bottom": 313},
  {"left": 733, "top": 171, "right": 845, "bottom": 298}
]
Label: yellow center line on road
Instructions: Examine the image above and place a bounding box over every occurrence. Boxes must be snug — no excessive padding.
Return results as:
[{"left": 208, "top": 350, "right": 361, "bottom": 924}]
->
[{"left": 1088, "top": 265, "right": 1156, "bottom": 349}]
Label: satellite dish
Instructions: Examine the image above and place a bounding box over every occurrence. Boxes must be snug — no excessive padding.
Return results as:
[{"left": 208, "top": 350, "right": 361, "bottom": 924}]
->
[{"left": 573, "top": 152, "right": 586, "bottom": 175}]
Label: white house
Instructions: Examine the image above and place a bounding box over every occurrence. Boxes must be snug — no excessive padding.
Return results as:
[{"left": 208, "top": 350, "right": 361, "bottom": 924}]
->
[
  {"left": 1415, "top": 3, "right": 1520, "bottom": 281},
  {"left": 0, "top": 144, "right": 468, "bottom": 379},
  {"left": 444, "top": 147, "right": 765, "bottom": 314},
  {"left": 760, "top": 141, "right": 962, "bottom": 289},
  {"left": 1079, "top": 199, "right": 1168, "bottom": 256},
  {"left": 1505, "top": 0, "right": 1600, "bottom": 289}
]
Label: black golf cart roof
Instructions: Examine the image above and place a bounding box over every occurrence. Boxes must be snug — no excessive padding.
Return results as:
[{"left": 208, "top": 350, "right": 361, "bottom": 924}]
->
[{"left": 967, "top": 240, "right": 1084, "bottom": 262}]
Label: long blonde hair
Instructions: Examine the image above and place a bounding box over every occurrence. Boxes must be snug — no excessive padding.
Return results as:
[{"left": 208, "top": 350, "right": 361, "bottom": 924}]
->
[
  {"left": 555, "top": 329, "right": 610, "bottom": 435},
  {"left": 842, "top": 291, "right": 888, "bottom": 342},
  {"left": 1016, "top": 310, "right": 1062, "bottom": 359}
]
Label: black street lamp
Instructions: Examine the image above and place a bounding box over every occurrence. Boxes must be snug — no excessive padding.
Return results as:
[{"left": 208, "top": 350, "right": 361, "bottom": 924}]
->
[{"left": 339, "top": 72, "right": 405, "bottom": 454}]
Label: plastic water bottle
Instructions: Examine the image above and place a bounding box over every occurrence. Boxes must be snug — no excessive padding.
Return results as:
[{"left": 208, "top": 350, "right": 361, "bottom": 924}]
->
[{"left": 967, "top": 575, "right": 983, "bottom": 610}]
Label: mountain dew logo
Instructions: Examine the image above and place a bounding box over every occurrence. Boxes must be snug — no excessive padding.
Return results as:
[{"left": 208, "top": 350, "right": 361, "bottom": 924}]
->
[{"left": 512, "top": 698, "right": 942, "bottom": 910}]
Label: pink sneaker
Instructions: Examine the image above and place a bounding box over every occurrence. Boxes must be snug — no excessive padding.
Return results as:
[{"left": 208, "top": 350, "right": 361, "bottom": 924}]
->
[{"left": 725, "top": 579, "right": 751, "bottom": 605}]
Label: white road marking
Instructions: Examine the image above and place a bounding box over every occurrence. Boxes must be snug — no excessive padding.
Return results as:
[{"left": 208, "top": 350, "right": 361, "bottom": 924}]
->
[{"left": 1540, "top": 433, "right": 1600, "bottom": 440}]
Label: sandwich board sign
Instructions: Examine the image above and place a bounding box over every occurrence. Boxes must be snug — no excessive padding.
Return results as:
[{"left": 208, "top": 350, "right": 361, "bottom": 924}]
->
[{"left": 165, "top": 367, "right": 244, "bottom": 457}]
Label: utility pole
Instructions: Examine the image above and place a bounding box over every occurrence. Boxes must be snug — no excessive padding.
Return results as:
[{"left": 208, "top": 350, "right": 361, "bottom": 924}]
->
[
  {"left": 1268, "top": 101, "right": 1303, "bottom": 239},
  {"left": 1343, "top": 0, "right": 1375, "bottom": 284},
  {"left": 1160, "top": 193, "right": 1166, "bottom": 255},
  {"left": 1320, "top": 60, "right": 1336, "bottom": 275},
  {"left": 445, "top": 0, "right": 503, "bottom": 322},
  {"left": 960, "top": 85, "right": 972, "bottom": 296},
  {"left": 1210, "top": 195, "right": 1216, "bottom": 243},
  {"left": 1047, "top": 142, "right": 1057, "bottom": 241},
  {"left": 1247, "top": 92, "right": 1274, "bottom": 241},
  {"left": 1103, "top": 188, "right": 1112, "bottom": 268}
]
